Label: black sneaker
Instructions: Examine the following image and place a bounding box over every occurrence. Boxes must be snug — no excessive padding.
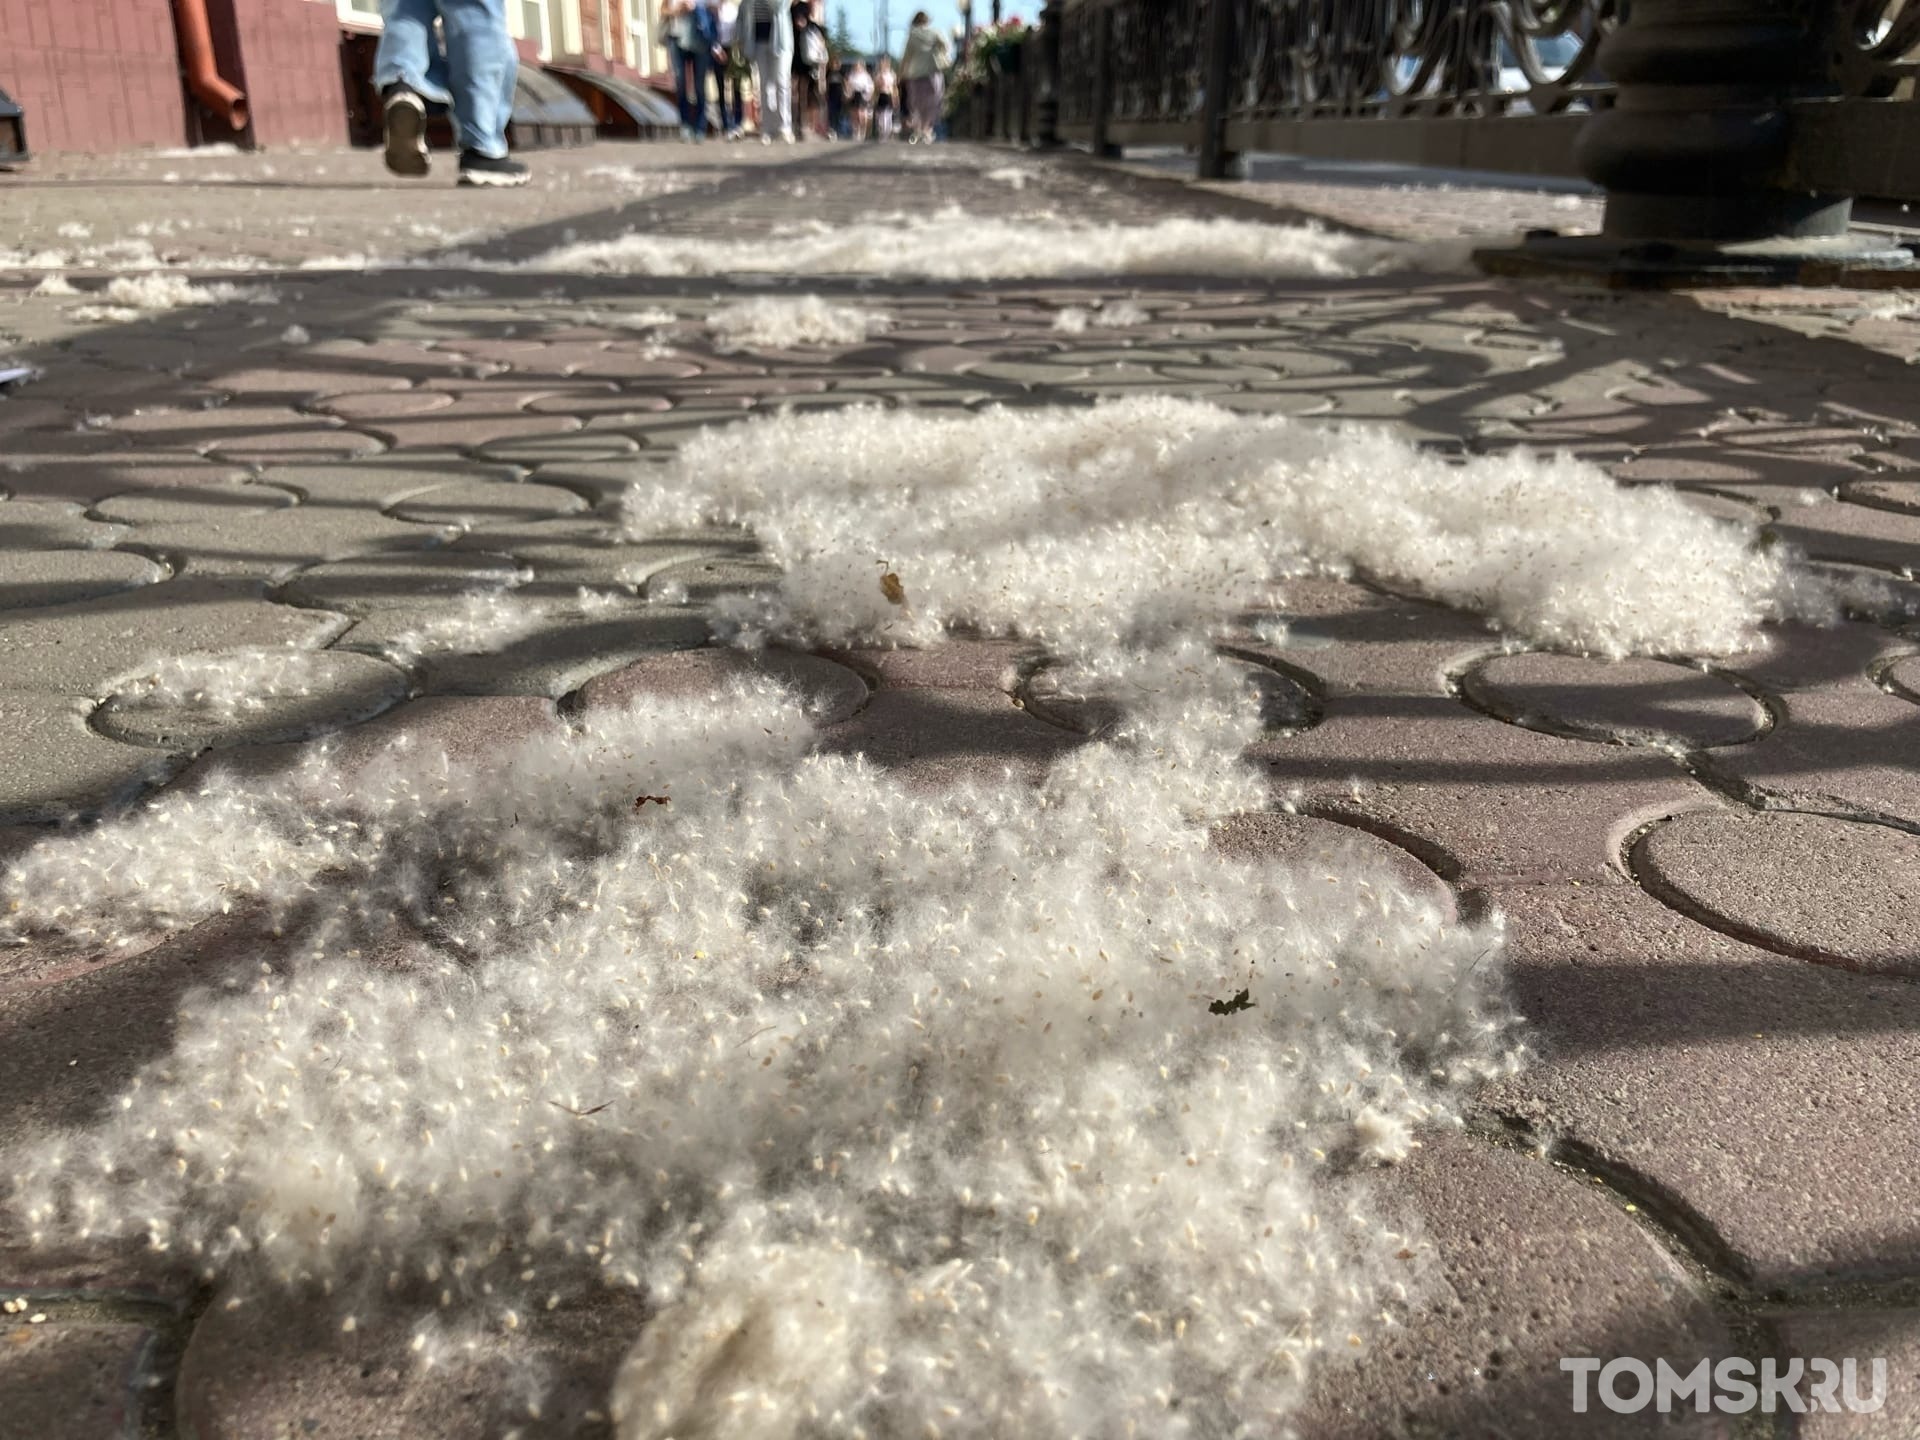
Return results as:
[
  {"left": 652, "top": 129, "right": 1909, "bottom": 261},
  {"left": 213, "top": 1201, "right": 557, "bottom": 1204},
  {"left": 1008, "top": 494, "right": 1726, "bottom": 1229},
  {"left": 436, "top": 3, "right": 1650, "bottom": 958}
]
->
[
  {"left": 381, "top": 84, "right": 429, "bottom": 178},
  {"left": 457, "top": 151, "right": 530, "bottom": 188}
]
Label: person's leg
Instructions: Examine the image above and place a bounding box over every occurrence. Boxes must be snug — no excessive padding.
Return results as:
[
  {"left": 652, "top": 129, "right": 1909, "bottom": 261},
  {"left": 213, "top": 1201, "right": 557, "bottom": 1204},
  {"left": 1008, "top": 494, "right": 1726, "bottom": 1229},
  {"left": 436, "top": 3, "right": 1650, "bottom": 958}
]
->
[
  {"left": 374, "top": 0, "right": 450, "bottom": 176},
  {"left": 690, "top": 46, "right": 712, "bottom": 137},
  {"left": 440, "top": 0, "right": 519, "bottom": 158},
  {"left": 374, "top": 0, "right": 450, "bottom": 100},
  {"left": 679, "top": 43, "right": 702, "bottom": 132},
  {"left": 749, "top": 47, "right": 773, "bottom": 136}
]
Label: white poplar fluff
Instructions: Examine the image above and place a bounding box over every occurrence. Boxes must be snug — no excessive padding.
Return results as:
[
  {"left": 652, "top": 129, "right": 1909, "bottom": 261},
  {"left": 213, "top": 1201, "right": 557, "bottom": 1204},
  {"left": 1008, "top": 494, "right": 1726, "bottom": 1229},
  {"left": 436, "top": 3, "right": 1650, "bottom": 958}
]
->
[
  {"left": 527, "top": 213, "right": 1472, "bottom": 281},
  {"left": 5, "top": 671, "right": 1518, "bottom": 1440},
  {"left": 2, "top": 395, "right": 1804, "bottom": 1437},
  {"left": 623, "top": 395, "right": 1797, "bottom": 659},
  {"left": 704, "top": 296, "right": 891, "bottom": 351}
]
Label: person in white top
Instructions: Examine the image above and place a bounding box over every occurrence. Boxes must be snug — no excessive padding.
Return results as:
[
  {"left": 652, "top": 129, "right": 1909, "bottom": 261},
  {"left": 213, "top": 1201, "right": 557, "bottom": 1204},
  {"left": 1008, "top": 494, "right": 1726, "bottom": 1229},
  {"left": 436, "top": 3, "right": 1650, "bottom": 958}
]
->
[
  {"left": 739, "top": 0, "right": 794, "bottom": 142},
  {"left": 900, "top": 11, "right": 949, "bottom": 144},
  {"left": 873, "top": 56, "right": 898, "bottom": 140},
  {"left": 843, "top": 60, "right": 874, "bottom": 140}
]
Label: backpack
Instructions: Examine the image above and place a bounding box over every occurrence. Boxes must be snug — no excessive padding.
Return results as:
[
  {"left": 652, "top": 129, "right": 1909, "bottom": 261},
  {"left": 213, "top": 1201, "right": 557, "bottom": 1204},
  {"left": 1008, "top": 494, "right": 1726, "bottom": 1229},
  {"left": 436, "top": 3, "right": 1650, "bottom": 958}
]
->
[{"left": 804, "top": 25, "right": 827, "bottom": 66}]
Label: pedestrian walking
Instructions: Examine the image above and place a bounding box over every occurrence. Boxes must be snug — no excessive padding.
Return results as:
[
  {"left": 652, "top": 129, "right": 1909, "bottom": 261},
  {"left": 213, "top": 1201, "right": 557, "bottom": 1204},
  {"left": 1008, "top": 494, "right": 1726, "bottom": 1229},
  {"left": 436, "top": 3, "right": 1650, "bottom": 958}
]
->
[
  {"left": 662, "top": 0, "right": 719, "bottom": 140},
  {"left": 874, "top": 56, "right": 898, "bottom": 140},
  {"left": 844, "top": 59, "right": 874, "bottom": 141},
  {"left": 376, "top": 0, "right": 529, "bottom": 187},
  {"left": 741, "top": 0, "right": 794, "bottom": 142},
  {"left": 791, "top": 0, "right": 828, "bottom": 140},
  {"left": 901, "top": 10, "right": 949, "bottom": 144},
  {"left": 715, "top": 1, "right": 749, "bottom": 140}
]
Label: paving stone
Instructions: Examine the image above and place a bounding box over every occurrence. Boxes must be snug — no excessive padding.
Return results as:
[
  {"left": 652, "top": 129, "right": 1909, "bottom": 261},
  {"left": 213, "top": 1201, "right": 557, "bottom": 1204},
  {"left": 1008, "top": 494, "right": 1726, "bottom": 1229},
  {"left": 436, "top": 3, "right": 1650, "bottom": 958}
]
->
[
  {"left": 416, "top": 607, "right": 710, "bottom": 697},
  {"left": 207, "top": 427, "right": 388, "bottom": 464},
  {"left": 165, "top": 694, "right": 565, "bottom": 799},
  {"left": 1774, "top": 496, "right": 1920, "bottom": 573},
  {"left": 119, "top": 506, "right": 447, "bottom": 582},
  {"left": 477, "top": 431, "right": 640, "bottom": 464},
  {"left": 92, "top": 479, "right": 300, "bottom": 526},
  {"left": 1252, "top": 695, "right": 1704, "bottom": 886},
  {"left": 1294, "top": 1132, "right": 1732, "bottom": 1440},
  {"left": 277, "top": 551, "right": 527, "bottom": 614},
  {"left": 176, "top": 1288, "right": 647, "bottom": 1440},
  {"left": 313, "top": 389, "right": 458, "bottom": 420},
  {"left": 1884, "top": 651, "right": 1920, "bottom": 702},
  {"left": 1024, "top": 655, "right": 1317, "bottom": 737},
  {"left": 1211, "top": 811, "right": 1454, "bottom": 916},
  {"left": 574, "top": 647, "right": 868, "bottom": 722},
  {"left": 0, "top": 549, "right": 166, "bottom": 610},
  {"left": 105, "top": 403, "right": 358, "bottom": 453},
  {"left": 1460, "top": 653, "right": 1768, "bottom": 749},
  {"left": 387, "top": 479, "right": 588, "bottom": 527},
  {"left": 453, "top": 519, "right": 746, "bottom": 596},
  {"left": 1710, "top": 637, "right": 1920, "bottom": 825},
  {"left": 0, "top": 909, "right": 286, "bottom": 1132},
  {"left": 261, "top": 458, "right": 524, "bottom": 509},
  {"left": 214, "top": 367, "right": 414, "bottom": 400},
  {"left": 1634, "top": 808, "right": 1920, "bottom": 976},
  {"left": 1781, "top": 1310, "right": 1919, "bottom": 1436},
  {"left": 1482, "top": 880, "right": 1920, "bottom": 1288},
  {"left": 95, "top": 648, "right": 410, "bottom": 750},
  {"left": 1842, "top": 476, "right": 1920, "bottom": 515},
  {"left": 818, "top": 639, "right": 1037, "bottom": 692},
  {"left": 0, "top": 1318, "right": 157, "bottom": 1440},
  {"left": 0, "top": 501, "right": 125, "bottom": 551},
  {"left": 2, "top": 454, "right": 252, "bottom": 507},
  {"left": 819, "top": 688, "right": 1081, "bottom": 787},
  {"left": 524, "top": 390, "right": 672, "bottom": 416},
  {"left": 0, "top": 695, "right": 174, "bottom": 822},
  {"left": 642, "top": 553, "right": 782, "bottom": 601},
  {"left": 0, "top": 578, "right": 347, "bottom": 695}
]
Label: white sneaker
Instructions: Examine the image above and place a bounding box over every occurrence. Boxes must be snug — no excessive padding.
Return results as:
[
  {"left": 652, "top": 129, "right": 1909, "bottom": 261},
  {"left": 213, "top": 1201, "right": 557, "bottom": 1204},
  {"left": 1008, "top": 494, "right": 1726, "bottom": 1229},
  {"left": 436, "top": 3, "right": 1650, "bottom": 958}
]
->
[
  {"left": 781, "top": 129, "right": 795, "bottom": 144},
  {"left": 760, "top": 132, "right": 772, "bottom": 145}
]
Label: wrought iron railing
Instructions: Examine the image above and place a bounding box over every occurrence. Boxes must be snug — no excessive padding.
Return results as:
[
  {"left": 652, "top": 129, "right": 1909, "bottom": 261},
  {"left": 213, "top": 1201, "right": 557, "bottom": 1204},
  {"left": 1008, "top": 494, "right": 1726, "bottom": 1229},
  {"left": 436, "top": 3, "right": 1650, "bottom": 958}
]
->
[{"left": 964, "top": 0, "right": 1920, "bottom": 221}]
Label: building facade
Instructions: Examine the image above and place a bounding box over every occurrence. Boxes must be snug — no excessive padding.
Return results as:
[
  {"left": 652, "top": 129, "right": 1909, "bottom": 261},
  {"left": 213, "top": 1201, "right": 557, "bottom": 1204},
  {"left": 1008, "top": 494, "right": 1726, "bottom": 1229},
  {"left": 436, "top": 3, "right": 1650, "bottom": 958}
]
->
[{"left": 0, "top": 0, "right": 664, "bottom": 156}]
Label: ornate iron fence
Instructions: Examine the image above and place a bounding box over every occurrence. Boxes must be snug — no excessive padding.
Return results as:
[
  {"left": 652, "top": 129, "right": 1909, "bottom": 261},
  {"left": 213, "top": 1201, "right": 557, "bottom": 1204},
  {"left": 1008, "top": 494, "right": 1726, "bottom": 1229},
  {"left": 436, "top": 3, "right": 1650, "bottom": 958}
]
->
[{"left": 969, "top": 0, "right": 1920, "bottom": 222}]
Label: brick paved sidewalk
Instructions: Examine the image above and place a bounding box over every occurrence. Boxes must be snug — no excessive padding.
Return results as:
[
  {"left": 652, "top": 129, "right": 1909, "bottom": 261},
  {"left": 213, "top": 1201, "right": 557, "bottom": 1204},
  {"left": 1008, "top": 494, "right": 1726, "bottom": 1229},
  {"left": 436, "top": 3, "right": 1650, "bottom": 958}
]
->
[{"left": 3, "top": 140, "right": 1920, "bottom": 1438}]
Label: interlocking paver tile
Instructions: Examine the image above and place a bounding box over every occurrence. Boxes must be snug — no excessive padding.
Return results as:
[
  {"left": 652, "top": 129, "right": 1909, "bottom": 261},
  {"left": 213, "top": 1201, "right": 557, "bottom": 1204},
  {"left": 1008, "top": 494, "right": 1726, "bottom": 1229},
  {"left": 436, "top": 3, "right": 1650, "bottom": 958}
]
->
[{"left": 1483, "top": 880, "right": 1920, "bottom": 1288}]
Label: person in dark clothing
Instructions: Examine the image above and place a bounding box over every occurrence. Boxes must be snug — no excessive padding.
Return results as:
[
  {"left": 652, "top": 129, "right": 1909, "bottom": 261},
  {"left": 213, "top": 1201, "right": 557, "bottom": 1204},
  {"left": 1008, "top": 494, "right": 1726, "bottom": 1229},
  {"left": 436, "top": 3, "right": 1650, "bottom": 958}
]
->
[{"left": 790, "top": 0, "right": 828, "bottom": 139}]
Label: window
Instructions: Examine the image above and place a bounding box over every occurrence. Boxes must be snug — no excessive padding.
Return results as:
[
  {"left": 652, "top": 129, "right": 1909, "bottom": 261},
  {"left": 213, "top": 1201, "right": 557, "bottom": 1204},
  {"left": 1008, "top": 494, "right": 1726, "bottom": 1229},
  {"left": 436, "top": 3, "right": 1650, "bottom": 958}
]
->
[
  {"left": 559, "top": 0, "right": 584, "bottom": 57},
  {"left": 335, "top": 0, "right": 382, "bottom": 24},
  {"left": 626, "top": 0, "right": 651, "bottom": 73},
  {"left": 511, "top": 0, "right": 553, "bottom": 59}
]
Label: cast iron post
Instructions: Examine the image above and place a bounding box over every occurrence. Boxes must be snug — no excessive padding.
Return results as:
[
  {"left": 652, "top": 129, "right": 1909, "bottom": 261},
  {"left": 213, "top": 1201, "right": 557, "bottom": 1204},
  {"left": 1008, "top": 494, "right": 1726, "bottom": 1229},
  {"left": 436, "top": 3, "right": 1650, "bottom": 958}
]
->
[
  {"left": 1576, "top": 0, "right": 1846, "bottom": 242},
  {"left": 1090, "top": 0, "right": 1119, "bottom": 158},
  {"left": 1196, "top": 0, "right": 1238, "bottom": 179},
  {"left": 1034, "top": 0, "right": 1063, "bottom": 146}
]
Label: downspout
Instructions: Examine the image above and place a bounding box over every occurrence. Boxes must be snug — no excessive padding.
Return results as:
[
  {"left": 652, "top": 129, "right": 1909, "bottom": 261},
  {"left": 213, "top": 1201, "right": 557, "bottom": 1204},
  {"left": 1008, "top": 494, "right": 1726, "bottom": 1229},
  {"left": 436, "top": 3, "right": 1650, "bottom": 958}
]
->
[{"left": 171, "top": 0, "right": 249, "bottom": 131}]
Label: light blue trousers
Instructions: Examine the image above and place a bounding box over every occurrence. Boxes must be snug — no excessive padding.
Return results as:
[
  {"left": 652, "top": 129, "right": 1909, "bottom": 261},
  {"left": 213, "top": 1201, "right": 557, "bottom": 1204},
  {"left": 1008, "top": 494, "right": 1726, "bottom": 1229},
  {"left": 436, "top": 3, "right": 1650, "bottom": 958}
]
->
[{"left": 375, "top": 0, "right": 518, "bottom": 159}]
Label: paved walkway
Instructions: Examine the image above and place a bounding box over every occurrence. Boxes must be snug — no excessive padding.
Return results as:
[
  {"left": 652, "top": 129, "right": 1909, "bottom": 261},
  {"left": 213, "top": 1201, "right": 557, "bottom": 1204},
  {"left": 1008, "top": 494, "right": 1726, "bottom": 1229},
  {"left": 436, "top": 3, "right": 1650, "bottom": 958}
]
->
[{"left": 3, "top": 141, "right": 1920, "bottom": 1438}]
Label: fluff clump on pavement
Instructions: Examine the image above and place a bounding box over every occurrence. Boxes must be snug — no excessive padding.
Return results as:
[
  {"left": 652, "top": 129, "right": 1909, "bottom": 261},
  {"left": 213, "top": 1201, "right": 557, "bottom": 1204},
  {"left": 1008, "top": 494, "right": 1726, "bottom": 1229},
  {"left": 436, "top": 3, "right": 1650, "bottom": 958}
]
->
[
  {"left": 703, "top": 295, "right": 890, "bottom": 351},
  {"left": 623, "top": 395, "right": 1794, "bottom": 659},
  {"left": 528, "top": 212, "right": 1472, "bottom": 281},
  {"left": 5, "top": 671, "right": 1520, "bottom": 1439}
]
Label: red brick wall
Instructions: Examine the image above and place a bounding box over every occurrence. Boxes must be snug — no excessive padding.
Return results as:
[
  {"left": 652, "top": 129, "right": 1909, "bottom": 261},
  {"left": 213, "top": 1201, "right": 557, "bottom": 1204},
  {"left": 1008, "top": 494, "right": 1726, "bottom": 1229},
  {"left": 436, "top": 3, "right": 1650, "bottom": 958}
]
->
[
  {"left": 0, "top": 0, "right": 187, "bottom": 152},
  {"left": 222, "top": 0, "right": 347, "bottom": 147}
]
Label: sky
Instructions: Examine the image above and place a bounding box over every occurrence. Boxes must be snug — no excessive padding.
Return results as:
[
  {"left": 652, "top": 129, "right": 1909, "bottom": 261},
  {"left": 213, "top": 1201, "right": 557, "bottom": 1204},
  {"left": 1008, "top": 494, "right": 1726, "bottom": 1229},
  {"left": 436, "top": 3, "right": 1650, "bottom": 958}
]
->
[{"left": 843, "top": 0, "right": 984, "bottom": 55}]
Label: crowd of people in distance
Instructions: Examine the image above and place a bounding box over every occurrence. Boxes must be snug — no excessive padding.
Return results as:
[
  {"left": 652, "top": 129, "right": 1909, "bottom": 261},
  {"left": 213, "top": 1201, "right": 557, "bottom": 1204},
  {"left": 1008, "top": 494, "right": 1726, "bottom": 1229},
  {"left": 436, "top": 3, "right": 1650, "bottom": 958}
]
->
[
  {"left": 373, "top": 0, "right": 953, "bottom": 189},
  {"left": 660, "top": 0, "right": 952, "bottom": 145}
]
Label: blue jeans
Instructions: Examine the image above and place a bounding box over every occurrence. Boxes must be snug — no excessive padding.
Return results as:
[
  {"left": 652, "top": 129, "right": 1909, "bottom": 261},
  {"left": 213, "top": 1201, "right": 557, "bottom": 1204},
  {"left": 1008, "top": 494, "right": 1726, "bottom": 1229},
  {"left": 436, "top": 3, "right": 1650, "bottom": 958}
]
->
[
  {"left": 671, "top": 42, "right": 711, "bottom": 135},
  {"left": 375, "top": 0, "right": 518, "bottom": 159}
]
